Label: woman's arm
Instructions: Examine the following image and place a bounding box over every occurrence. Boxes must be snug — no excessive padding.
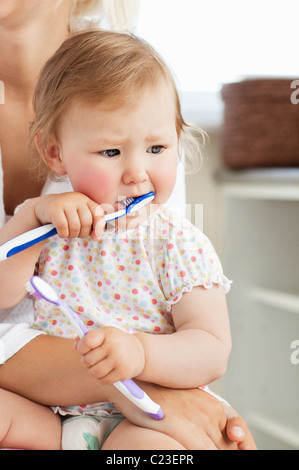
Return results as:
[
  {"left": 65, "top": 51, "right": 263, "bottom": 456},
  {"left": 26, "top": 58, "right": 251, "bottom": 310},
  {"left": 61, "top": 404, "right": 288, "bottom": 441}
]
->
[
  {"left": 0, "top": 198, "right": 46, "bottom": 308},
  {"left": 0, "top": 335, "right": 110, "bottom": 406},
  {"left": 0, "top": 335, "right": 256, "bottom": 450}
]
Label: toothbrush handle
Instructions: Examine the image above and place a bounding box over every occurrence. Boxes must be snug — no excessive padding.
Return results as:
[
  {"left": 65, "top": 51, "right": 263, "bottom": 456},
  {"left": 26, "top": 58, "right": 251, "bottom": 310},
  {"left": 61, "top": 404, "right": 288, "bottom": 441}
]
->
[
  {"left": 0, "top": 224, "right": 57, "bottom": 261},
  {"left": 59, "top": 304, "right": 89, "bottom": 337},
  {"left": 0, "top": 213, "right": 118, "bottom": 261},
  {"left": 113, "top": 380, "right": 164, "bottom": 420},
  {"left": 60, "top": 304, "right": 164, "bottom": 420}
]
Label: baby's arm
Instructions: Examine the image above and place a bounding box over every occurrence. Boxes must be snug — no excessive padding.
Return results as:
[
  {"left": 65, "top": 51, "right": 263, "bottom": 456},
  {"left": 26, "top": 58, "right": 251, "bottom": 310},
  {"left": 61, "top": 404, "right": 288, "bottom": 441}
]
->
[
  {"left": 76, "top": 284, "right": 231, "bottom": 389},
  {"left": 0, "top": 192, "right": 104, "bottom": 309},
  {"left": 136, "top": 284, "right": 232, "bottom": 388}
]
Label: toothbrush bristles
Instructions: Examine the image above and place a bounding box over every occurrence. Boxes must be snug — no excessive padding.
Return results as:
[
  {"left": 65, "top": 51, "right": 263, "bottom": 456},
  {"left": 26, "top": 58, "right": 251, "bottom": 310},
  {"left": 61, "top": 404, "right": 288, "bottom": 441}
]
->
[
  {"left": 123, "top": 197, "right": 135, "bottom": 206},
  {"left": 26, "top": 281, "right": 43, "bottom": 300}
]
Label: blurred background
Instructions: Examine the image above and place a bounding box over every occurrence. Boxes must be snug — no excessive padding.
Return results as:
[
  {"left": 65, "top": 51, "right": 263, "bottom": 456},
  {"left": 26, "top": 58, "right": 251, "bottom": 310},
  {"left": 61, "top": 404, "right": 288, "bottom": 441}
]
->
[{"left": 136, "top": 0, "right": 299, "bottom": 450}]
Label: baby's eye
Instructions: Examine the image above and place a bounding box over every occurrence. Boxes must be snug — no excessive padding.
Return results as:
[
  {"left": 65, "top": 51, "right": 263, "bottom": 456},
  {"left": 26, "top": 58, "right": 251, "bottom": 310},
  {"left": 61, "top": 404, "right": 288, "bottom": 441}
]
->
[
  {"left": 100, "top": 149, "right": 120, "bottom": 157},
  {"left": 147, "top": 145, "right": 164, "bottom": 155}
]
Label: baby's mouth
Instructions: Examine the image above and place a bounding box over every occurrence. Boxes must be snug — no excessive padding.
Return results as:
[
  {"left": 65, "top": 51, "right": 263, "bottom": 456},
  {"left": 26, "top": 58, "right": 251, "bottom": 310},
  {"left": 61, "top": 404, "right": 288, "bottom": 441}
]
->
[
  {"left": 115, "top": 196, "right": 137, "bottom": 210},
  {"left": 117, "top": 198, "right": 130, "bottom": 209},
  {"left": 111, "top": 197, "right": 137, "bottom": 218}
]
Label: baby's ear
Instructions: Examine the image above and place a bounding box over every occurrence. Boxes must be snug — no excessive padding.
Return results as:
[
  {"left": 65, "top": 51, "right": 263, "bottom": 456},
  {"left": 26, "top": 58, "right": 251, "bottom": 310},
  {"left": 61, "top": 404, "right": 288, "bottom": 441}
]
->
[{"left": 35, "top": 132, "right": 67, "bottom": 175}]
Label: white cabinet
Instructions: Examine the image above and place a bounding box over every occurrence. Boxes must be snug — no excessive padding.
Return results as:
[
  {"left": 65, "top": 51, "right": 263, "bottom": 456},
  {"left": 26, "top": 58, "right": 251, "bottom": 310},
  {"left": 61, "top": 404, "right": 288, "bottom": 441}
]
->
[{"left": 217, "top": 169, "right": 299, "bottom": 450}]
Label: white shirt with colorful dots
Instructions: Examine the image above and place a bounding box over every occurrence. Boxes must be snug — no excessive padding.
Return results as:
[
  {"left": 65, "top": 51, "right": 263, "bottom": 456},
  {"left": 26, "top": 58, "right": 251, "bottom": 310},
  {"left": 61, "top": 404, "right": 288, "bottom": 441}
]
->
[{"left": 33, "top": 206, "right": 231, "bottom": 417}]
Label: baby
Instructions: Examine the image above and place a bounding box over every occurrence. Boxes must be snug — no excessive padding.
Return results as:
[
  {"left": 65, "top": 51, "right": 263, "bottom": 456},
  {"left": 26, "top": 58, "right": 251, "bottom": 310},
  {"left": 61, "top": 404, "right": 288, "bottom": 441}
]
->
[{"left": 0, "top": 30, "right": 232, "bottom": 450}]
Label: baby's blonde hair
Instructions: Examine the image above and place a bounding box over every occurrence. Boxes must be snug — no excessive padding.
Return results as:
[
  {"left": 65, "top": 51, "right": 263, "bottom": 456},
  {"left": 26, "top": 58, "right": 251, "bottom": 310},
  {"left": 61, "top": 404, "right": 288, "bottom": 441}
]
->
[{"left": 29, "top": 30, "right": 204, "bottom": 180}]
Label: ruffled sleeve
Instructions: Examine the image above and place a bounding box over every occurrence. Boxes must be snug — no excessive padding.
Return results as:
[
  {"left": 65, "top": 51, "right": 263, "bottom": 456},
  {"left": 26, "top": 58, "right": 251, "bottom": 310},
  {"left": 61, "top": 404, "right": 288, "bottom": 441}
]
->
[{"left": 156, "top": 218, "right": 232, "bottom": 307}]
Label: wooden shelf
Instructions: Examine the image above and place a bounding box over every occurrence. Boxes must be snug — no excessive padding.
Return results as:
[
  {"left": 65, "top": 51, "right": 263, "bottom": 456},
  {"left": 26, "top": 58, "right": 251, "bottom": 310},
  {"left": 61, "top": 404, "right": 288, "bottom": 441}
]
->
[
  {"left": 249, "top": 412, "right": 299, "bottom": 449},
  {"left": 218, "top": 168, "right": 299, "bottom": 449},
  {"left": 216, "top": 168, "right": 299, "bottom": 200},
  {"left": 250, "top": 286, "right": 299, "bottom": 315},
  {"left": 222, "top": 183, "right": 299, "bottom": 200},
  {"left": 216, "top": 168, "right": 299, "bottom": 183}
]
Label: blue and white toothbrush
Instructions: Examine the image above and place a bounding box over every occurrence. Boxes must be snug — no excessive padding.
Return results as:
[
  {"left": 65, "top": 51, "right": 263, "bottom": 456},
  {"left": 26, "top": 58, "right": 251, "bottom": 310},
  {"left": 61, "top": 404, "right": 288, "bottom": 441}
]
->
[
  {"left": 26, "top": 275, "right": 163, "bottom": 420},
  {"left": 0, "top": 192, "right": 155, "bottom": 261}
]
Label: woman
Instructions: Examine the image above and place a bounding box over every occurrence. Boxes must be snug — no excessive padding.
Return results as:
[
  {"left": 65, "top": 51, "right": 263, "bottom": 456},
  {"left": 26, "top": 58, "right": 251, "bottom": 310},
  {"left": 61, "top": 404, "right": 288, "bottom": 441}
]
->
[{"left": 0, "top": 0, "right": 255, "bottom": 449}]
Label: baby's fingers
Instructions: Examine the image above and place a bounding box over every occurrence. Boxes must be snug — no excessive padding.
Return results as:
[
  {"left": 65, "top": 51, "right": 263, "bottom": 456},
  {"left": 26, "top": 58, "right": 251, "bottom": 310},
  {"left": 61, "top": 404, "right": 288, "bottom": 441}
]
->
[
  {"left": 76, "top": 329, "right": 105, "bottom": 355},
  {"left": 91, "top": 204, "right": 106, "bottom": 241},
  {"left": 63, "top": 208, "right": 90, "bottom": 238},
  {"left": 54, "top": 205, "right": 92, "bottom": 238},
  {"left": 51, "top": 211, "right": 72, "bottom": 239},
  {"left": 75, "top": 200, "right": 105, "bottom": 239},
  {"left": 80, "top": 346, "right": 108, "bottom": 373}
]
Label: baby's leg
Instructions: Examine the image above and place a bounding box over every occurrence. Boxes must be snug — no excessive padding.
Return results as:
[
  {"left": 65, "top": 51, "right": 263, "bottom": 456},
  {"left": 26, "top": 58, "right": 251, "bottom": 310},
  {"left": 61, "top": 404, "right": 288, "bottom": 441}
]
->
[
  {"left": 0, "top": 389, "right": 61, "bottom": 450},
  {"left": 102, "top": 419, "right": 186, "bottom": 450}
]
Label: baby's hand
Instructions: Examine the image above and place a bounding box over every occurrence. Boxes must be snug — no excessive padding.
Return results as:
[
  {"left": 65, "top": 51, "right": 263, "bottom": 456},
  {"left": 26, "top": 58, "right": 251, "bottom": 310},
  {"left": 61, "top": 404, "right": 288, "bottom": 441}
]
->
[
  {"left": 34, "top": 192, "right": 105, "bottom": 240},
  {"left": 74, "top": 327, "right": 145, "bottom": 384}
]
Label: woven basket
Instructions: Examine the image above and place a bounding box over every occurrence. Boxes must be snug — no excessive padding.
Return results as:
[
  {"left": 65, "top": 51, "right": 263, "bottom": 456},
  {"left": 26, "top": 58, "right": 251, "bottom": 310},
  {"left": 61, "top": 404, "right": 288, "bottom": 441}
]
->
[{"left": 221, "top": 79, "right": 299, "bottom": 168}]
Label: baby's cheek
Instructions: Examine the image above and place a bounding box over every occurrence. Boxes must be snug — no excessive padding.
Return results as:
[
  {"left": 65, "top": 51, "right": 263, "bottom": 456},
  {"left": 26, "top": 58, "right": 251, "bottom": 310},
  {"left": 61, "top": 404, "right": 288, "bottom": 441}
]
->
[
  {"left": 155, "top": 165, "right": 177, "bottom": 201},
  {"left": 72, "top": 167, "right": 114, "bottom": 204}
]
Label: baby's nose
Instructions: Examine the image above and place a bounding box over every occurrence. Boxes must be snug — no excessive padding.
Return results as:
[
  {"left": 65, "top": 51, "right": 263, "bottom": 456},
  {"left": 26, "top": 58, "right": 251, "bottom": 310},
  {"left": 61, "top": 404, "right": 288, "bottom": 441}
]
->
[{"left": 122, "top": 161, "right": 149, "bottom": 185}]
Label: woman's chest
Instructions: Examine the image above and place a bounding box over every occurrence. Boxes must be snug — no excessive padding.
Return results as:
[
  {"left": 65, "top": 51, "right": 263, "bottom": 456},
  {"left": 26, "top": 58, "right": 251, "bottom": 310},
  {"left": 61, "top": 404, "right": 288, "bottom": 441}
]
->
[{"left": 0, "top": 105, "right": 43, "bottom": 214}]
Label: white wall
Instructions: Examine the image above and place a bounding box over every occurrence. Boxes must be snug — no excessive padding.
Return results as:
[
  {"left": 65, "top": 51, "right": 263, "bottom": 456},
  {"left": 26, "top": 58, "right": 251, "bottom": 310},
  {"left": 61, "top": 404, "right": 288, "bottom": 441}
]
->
[{"left": 185, "top": 130, "right": 224, "bottom": 253}]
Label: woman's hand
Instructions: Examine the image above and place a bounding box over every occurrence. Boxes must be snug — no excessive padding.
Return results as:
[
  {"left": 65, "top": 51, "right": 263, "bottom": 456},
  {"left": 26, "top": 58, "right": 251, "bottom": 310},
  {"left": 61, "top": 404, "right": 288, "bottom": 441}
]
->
[
  {"left": 34, "top": 192, "right": 105, "bottom": 240},
  {"left": 223, "top": 405, "right": 257, "bottom": 450},
  {"left": 75, "top": 327, "right": 145, "bottom": 384},
  {"left": 108, "top": 382, "right": 257, "bottom": 450}
]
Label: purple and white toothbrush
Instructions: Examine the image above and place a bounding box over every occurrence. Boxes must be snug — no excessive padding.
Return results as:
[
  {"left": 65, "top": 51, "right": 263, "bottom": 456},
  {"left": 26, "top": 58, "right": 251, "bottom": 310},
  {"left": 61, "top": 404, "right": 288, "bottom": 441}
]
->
[{"left": 26, "top": 275, "right": 163, "bottom": 420}]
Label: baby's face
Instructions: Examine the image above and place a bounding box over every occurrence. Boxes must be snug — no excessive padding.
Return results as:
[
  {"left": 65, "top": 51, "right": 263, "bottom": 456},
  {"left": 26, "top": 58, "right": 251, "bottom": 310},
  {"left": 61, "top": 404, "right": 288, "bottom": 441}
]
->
[{"left": 56, "top": 83, "right": 179, "bottom": 229}]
